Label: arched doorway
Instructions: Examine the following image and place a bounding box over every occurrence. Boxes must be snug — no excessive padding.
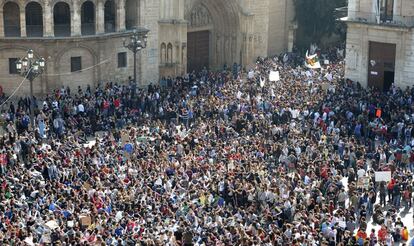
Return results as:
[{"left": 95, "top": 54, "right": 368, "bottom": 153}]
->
[
  {"left": 104, "top": 0, "right": 116, "bottom": 33},
  {"left": 185, "top": 0, "right": 240, "bottom": 72},
  {"left": 53, "top": 2, "right": 71, "bottom": 37},
  {"left": 125, "top": 0, "right": 139, "bottom": 30},
  {"left": 81, "top": 1, "right": 95, "bottom": 35},
  {"left": 26, "top": 2, "right": 43, "bottom": 37},
  {"left": 3, "top": 2, "right": 21, "bottom": 37}
]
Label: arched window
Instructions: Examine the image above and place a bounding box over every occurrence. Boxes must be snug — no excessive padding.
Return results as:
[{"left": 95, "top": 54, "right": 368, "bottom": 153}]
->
[
  {"left": 160, "top": 43, "right": 166, "bottom": 64},
  {"left": 104, "top": 0, "right": 116, "bottom": 33},
  {"left": 167, "top": 43, "right": 173, "bottom": 64},
  {"left": 125, "top": 0, "right": 139, "bottom": 30},
  {"left": 26, "top": 2, "right": 43, "bottom": 37},
  {"left": 54, "top": 2, "right": 71, "bottom": 37},
  {"left": 81, "top": 1, "right": 95, "bottom": 35},
  {"left": 3, "top": 2, "right": 20, "bottom": 37}
]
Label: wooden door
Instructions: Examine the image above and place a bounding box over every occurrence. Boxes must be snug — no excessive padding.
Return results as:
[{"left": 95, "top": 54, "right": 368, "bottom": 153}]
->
[
  {"left": 187, "top": 31, "right": 210, "bottom": 72},
  {"left": 368, "top": 42, "right": 396, "bottom": 91}
]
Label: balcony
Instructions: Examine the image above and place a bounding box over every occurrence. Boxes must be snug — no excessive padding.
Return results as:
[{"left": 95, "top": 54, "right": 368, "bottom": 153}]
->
[{"left": 342, "top": 11, "right": 414, "bottom": 28}]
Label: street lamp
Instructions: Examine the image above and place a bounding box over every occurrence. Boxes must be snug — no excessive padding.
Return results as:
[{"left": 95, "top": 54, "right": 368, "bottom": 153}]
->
[
  {"left": 123, "top": 28, "right": 149, "bottom": 84},
  {"left": 16, "top": 49, "right": 46, "bottom": 127}
]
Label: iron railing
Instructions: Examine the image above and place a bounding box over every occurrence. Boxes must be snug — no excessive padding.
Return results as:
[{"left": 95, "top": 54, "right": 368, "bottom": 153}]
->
[{"left": 344, "top": 11, "right": 414, "bottom": 27}]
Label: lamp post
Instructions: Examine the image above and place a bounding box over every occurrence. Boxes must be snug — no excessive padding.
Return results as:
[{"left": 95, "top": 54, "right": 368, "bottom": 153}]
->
[
  {"left": 16, "top": 49, "right": 46, "bottom": 127},
  {"left": 123, "top": 28, "right": 149, "bottom": 84}
]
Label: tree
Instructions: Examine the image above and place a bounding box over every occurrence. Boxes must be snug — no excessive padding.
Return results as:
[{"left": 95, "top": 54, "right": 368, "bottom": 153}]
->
[{"left": 294, "top": 0, "right": 347, "bottom": 50}]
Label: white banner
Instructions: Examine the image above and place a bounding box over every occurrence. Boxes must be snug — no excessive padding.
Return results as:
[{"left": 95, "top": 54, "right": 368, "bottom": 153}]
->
[
  {"left": 375, "top": 171, "right": 391, "bottom": 182},
  {"left": 269, "top": 71, "right": 280, "bottom": 82}
]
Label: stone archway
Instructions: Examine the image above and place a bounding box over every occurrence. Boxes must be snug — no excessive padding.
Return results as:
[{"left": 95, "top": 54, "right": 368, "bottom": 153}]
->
[{"left": 185, "top": 0, "right": 240, "bottom": 71}]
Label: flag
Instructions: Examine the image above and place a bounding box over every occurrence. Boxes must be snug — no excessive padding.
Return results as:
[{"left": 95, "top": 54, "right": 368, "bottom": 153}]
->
[
  {"left": 305, "top": 50, "right": 321, "bottom": 69},
  {"left": 283, "top": 53, "right": 289, "bottom": 63},
  {"left": 260, "top": 77, "right": 266, "bottom": 87}
]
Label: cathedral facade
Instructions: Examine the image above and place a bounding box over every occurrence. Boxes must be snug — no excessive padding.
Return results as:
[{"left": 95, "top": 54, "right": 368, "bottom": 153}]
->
[{"left": 0, "top": 0, "right": 295, "bottom": 96}]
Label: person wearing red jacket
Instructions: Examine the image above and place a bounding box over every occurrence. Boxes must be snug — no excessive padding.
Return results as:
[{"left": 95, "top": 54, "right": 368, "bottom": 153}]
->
[{"left": 377, "top": 225, "right": 387, "bottom": 242}]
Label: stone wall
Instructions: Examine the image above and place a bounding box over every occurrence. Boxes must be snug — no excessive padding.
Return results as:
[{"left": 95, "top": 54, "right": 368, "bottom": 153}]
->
[
  {"left": 0, "top": 0, "right": 294, "bottom": 95},
  {"left": 345, "top": 23, "right": 413, "bottom": 88},
  {"left": 139, "top": 0, "right": 160, "bottom": 86},
  {"left": 267, "top": 0, "right": 294, "bottom": 56},
  {"left": 0, "top": 33, "right": 140, "bottom": 96}
]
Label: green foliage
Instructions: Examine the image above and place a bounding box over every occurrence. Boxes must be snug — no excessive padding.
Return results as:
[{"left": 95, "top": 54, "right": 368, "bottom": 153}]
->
[{"left": 294, "top": 0, "right": 347, "bottom": 50}]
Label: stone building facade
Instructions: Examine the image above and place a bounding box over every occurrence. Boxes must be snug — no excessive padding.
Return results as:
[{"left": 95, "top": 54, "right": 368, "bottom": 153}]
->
[
  {"left": 0, "top": 0, "right": 295, "bottom": 96},
  {"left": 343, "top": 0, "right": 414, "bottom": 91}
]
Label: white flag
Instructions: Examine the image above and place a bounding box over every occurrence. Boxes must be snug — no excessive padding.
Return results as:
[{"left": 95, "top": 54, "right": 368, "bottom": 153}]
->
[{"left": 260, "top": 77, "right": 266, "bottom": 87}]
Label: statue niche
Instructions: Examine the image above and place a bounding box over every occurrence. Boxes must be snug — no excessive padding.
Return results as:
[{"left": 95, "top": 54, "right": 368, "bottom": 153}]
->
[{"left": 188, "top": 5, "right": 211, "bottom": 27}]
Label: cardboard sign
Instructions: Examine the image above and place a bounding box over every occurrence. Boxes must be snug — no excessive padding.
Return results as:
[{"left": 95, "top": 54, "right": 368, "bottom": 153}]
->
[
  {"left": 45, "top": 220, "right": 59, "bottom": 229},
  {"left": 357, "top": 177, "right": 370, "bottom": 189},
  {"left": 375, "top": 171, "right": 391, "bottom": 182},
  {"left": 121, "top": 132, "right": 130, "bottom": 145},
  {"left": 83, "top": 182, "right": 91, "bottom": 191},
  {"left": 80, "top": 215, "right": 91, "bottom": 226}
]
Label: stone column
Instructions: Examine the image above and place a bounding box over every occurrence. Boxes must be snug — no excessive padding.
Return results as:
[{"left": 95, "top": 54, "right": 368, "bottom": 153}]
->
[
  {"left": 20, "top": 10, "right": 26, "bottom": 37},
  {"left": 44, "top": 2, "right": 53, "bottom": 36},
  {"left": 165, "top": 0, "right": 170, "bottom": 19},
  {"left": 160, "top": 0, "right": 165, "bottom": 19},
  {"left": 72, "top": 1, "right": 81, "bottom": 36},
  {"left": 0, "top": 10, "right": 4, "bottom": 37},
  {"left": 116, "top": 0, "right": 126, "bottom": 31},
  {"left": 96, "top": 0, "right": 105, "bottom": 34}
]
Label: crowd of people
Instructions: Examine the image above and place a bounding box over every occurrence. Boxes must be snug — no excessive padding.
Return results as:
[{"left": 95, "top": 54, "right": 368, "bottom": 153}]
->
[{"left": 0, "top": 47, "right": 413, "bottom": 245}]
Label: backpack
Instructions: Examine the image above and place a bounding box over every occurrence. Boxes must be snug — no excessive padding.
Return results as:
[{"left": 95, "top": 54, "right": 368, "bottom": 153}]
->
[
  {"left": 387, "top": 181, "right": 394, "bottom": 191},
  {"left": 401, "top": 228, "right": 409, "bottom": 241}
]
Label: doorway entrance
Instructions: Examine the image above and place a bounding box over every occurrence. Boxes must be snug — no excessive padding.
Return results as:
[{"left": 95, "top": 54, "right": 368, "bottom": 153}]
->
[
  {"left": 187, "top": 31, "right": 210, "bottom": 72},
  {"left": 368, "top": 41, "right": 396, "bottom": 92}
]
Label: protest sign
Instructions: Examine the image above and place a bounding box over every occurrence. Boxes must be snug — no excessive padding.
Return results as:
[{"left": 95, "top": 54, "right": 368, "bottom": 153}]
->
[
  {"left": 80, "top": 215, "right": 91, "bottom": 226},
  {"left": 357, "top": 177, "right": 370, "bottom": 189},
  {"left": 269, "top": 71, "right": 280, "bottom": 82},
  {"left": 248, "top": 71, "right": 254, "bottom": 79},
  {"left": 375, "top": 171, "right": 391, "bottom": 182}
]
